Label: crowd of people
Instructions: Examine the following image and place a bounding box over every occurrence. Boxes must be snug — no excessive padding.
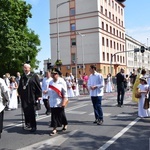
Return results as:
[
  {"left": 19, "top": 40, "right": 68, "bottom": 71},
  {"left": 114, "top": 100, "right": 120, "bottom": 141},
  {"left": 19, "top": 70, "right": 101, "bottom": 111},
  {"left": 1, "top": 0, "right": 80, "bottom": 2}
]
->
[{"left": 1, "top": 64, "right": 150, "bottom": 138}]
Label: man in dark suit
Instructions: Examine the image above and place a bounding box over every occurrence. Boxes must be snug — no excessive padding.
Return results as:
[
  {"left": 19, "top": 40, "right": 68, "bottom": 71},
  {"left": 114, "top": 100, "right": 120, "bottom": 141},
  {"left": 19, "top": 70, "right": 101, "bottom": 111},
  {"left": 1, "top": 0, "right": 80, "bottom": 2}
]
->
[
  {"left": 18, "top": 64, "right": 42, "bottom": 132},
  {"left": 116, "top": 68, "right": 126, "bottom": 107}
]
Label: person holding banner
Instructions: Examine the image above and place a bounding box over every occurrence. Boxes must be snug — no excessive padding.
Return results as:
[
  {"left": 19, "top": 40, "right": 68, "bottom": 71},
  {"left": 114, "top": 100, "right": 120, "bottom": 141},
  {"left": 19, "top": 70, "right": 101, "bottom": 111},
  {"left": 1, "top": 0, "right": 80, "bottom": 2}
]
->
[{"left": 48, "top": 68, "right": 68, "bottom": 136}]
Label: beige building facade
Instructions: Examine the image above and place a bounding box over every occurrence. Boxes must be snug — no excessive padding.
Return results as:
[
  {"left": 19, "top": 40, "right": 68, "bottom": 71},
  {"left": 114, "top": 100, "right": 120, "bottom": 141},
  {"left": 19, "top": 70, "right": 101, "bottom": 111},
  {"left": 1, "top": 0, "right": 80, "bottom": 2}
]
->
[{"left": 50, "top": 0, "right": 126, "bottom": 78}]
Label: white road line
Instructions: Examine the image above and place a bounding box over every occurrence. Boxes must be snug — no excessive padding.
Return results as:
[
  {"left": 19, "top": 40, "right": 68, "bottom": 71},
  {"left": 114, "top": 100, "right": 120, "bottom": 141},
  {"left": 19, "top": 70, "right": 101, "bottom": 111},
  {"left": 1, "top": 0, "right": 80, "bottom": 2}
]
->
[
  {"left": 89, "top": 112, "right": 111, "bottom": 116},
  {"left": 17, "top": 130, "right": 78, "bottom": 150},
  {"left": 98, "top": 117, "right": 140, "bottom": 150},
  {"left": 67, "top": 110, "right": 86, "bottom": 114}
]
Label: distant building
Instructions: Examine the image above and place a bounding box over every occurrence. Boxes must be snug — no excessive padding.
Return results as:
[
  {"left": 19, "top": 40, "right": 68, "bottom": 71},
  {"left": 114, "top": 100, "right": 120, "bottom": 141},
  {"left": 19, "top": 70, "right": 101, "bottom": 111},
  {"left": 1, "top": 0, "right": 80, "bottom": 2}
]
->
[
  {"left": 125, "top": 34, "right": 150, "bottom": 74},
  {"left": 50, "top": 0, "right": 126, "bottom": 77}
]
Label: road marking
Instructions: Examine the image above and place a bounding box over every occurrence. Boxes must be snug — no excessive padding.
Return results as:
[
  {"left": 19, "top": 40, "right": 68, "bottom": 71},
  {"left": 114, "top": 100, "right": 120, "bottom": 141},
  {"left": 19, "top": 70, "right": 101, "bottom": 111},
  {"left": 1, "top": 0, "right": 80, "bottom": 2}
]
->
[
  {"left": 89, "top": 112, "right": 111, "bottom": 116},
  {"left": 98, "top": 117, "right": 140, "bottom": 150},
  {"left": 67, "top": 110, "right": 86, "bottom": 114},
  {"left": 17, "top": 130, "right": 78, "bottom": 150}
]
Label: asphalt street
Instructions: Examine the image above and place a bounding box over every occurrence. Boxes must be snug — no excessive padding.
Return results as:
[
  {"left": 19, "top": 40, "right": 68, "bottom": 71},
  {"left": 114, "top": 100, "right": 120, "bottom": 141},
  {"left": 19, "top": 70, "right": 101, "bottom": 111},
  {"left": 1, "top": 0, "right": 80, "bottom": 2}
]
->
[{"left": 0, "top": 91, "right": 150, "bottom": 150}]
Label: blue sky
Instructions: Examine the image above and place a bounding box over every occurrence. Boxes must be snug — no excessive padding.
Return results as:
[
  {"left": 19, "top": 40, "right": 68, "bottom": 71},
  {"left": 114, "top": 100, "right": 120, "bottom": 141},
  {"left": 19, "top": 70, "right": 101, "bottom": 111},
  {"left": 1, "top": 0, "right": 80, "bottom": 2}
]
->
[{"left": 26, "top": 0, "right": 150, "bottom": 71}]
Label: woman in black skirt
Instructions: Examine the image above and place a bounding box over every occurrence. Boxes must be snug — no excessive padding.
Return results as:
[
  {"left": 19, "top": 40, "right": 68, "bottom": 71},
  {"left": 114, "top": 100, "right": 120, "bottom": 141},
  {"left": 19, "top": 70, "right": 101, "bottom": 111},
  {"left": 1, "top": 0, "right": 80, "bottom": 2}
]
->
[{"left": 48, "top": 68, "right": 68, "bottom": 136}]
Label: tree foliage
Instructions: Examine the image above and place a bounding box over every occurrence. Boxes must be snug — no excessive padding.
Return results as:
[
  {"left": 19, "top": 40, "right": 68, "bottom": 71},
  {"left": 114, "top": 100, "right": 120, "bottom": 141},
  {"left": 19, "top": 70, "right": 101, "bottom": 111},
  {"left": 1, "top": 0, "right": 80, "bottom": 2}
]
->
[{"left": 0, "top": 0, "right": 41, "bottom": 76}]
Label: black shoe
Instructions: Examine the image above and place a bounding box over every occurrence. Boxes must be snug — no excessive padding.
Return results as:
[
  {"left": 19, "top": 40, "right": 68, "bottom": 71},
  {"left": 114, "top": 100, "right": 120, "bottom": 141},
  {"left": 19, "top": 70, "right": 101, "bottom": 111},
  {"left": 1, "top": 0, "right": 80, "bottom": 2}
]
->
[
  {"left": 62, "top": 125, "right": 67, "bottom": 131},
  {"left": 49, "top": 130, "right": 57, "bottom": 136},
  {"left": 24, "top": 124, "right": 31, "bottom": 130},
  {"left": 30, "top": 127, "right": 36, "bottom": 133},
  {"left": 117, "top": 104, "right": 121, "bottom": 107},
  {"left": 46, "top": 111, "right": 51, "bottom": 115},
  {"left": 93, "top": 119, "right": 98, "bottom": 123},
  {"left": 97, "top": 120, "right": 103, "bottom": 125}
]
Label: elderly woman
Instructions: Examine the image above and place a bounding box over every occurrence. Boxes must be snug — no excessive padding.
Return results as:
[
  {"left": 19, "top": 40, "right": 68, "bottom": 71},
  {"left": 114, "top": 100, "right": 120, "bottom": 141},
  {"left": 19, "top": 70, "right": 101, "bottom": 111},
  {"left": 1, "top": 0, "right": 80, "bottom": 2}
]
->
[
  {"left": 0, "top": 78, "right": 10, "bottom": 139},
  {"left": 48, "top": 68, "right": 68, "bottom": 136}
]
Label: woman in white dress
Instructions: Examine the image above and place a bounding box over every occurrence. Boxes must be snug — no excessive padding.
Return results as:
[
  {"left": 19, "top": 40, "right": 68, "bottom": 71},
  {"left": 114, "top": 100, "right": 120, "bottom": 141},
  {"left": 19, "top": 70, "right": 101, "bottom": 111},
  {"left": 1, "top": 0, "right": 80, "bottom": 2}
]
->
[
  {"left": 105, "top": 73, "right": 113, "bottom": 93},
  {"left": 66, "top": 79, "right": 74, "bottom": 98},
  {"left": 9, "top": 76, "right": 18, "bottom": 110},
  {"left": 137, "top": 77, "right": 150, "bottom": 118}
]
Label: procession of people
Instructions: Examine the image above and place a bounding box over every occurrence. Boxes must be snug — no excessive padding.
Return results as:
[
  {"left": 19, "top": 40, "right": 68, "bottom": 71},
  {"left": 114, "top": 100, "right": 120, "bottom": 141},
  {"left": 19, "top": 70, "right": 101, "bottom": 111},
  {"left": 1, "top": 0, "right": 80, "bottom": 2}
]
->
[{"left": 1, "top": 64, "right": 150, "bottom": 139}]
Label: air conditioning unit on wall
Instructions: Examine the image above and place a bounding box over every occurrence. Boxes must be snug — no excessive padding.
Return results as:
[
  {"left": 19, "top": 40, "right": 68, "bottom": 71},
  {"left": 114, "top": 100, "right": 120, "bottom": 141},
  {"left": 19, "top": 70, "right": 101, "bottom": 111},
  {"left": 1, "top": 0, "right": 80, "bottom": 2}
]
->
[{"left": 77, "top": 65, "right": 81, "bottom": 69}]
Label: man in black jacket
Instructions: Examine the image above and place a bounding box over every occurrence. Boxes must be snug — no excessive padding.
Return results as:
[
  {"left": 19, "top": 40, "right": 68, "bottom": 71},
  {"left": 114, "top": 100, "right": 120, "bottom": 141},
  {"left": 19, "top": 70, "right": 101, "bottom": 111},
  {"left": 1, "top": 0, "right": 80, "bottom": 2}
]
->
[
  {"left": 18, "top": 64, "right": 42, "bottom": 132},
  {"left": 116, "top": 68, "right": 126, "bottom": 107}
]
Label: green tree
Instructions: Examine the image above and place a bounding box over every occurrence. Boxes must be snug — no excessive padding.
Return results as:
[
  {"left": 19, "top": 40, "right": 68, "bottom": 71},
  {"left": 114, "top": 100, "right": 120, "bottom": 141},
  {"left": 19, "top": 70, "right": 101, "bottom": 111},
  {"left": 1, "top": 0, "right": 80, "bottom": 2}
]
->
[{"left": 0, "top": 0, "right": 41, "bottom": 76}]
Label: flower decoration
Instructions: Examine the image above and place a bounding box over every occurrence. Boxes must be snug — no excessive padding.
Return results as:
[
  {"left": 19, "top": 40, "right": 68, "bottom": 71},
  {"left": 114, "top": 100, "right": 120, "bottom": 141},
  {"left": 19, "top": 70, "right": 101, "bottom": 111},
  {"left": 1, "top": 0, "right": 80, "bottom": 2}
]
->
[{"left": 55, "top": 59, "right": 62, "bottom": 66}]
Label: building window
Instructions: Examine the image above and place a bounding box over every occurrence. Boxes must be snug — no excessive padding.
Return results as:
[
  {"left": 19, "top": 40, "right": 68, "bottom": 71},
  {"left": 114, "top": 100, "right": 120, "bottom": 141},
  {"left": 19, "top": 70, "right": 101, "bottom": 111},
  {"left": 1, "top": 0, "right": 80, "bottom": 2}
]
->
[
  {"left": 115, "top": 3, "right": 117, "bottom": 11},
  {"left": 120, "top": 44, "right": 122, "bottom": 51},
  {"left": 117, "top": 43, "right": 119, "bottom": 50},
  {"left": 120, "top": 56, "right": 122, "bottom": 63},
  {"left": 110, "top": 40, "right": 112, "bottom": 48},
  {"left": 123, "top": 45, "right": 124, "bottom": 51},
  {"left": 110, "top": 26, "right": 112, "bottom": 33},
  {"left": 71, "top": 53, "right": 76, "bottom": 63},
  {"left": 118, "top": 6, "right": 120, "bottom": 13},
  {"left": 71, "top": 24, "right": 76, "bottom": 31},
  {"left": 122, "top": 33, "right": 124, "bottom": 39},
  {"left": 102, "top": 37, "right": 105, "bottom": 46},
  {"left": 121, "top": 8, "right": 123, "bottom": 15},
  {"left": 117, "top": 55, "right": 119, "bottom": 61},
  {"left": 106, "top": 24, "right": 108, "bottom": 31},
  {"left": 104, "top": 66, "right": 106, "bottom": 75},
  {"left": 70, "top": 8, "right": 75, "bottom": 16},
  {"left": 71, "top": 38, "right": 76, "bottom": 46},
  {"left": 113, "top": 28, "right": 115, "bottom": 35},
  {"left": 116, "top": 30, "right": 118, "bottom": 36},
  {"left": 103, "top": 52, "right": 105, "bottom": 61},
  {"left": 102, "top": 22, "right": 104, "bottom": 29},
  {"left": 122, "top": 21, "right": 123, "bottom": 26},
  {"left": 114, "top": 42, "right": 116, "bottom": 49},
  {"left": 107, "top": 53, "right": 109, "bottom": 61},
  {"left": 112, "top": 1, "right": 114, "bottom": 8},
  {"left": 109, "top": 12, "right": 111, "bottom": 19},
  {"left": 106, "top": 39, "right": 109, "bottom": 47},
  {"left": 112, "top": 14, "right": 114, "bottom": 21},
  {"left": 101, "top": 6, "right": 103, "bottom": 14},
  {"left": 114, "top": 55, "right": 116, "bottom": 62},
  {"left": 105, "top": 9, "right": 107, "bottom": 17}
]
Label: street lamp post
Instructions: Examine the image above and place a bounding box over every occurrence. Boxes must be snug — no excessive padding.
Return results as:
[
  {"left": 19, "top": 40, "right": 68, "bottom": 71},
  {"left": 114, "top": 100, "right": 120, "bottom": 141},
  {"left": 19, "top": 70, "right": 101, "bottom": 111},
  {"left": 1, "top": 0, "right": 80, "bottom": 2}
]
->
[
  {"left": 76, "top": 31, "right": 85, "bottom": 73},
  {"left": 56, "top": 0, "right": 71, "bottom": 61}
]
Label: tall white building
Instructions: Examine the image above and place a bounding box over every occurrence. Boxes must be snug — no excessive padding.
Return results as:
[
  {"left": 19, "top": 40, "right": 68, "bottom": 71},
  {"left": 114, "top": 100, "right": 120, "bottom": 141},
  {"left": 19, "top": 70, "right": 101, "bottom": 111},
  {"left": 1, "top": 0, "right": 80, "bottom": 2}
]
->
[{"left": 50, "top": 0, "right": 126, "bottom": 77}]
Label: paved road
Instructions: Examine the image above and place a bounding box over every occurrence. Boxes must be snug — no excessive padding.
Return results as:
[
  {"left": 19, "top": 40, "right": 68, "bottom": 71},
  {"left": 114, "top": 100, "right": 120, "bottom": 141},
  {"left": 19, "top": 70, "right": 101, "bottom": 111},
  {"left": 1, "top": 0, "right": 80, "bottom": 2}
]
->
[{"left": 0, "top": 91, "right": 150, "bottom": 150}]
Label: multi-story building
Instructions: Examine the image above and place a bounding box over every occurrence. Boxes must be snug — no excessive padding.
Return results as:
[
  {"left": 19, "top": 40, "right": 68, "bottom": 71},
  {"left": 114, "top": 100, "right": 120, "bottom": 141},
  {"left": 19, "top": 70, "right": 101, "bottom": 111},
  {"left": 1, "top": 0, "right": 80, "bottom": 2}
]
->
[
  {"left": 125, "top": 34, "right": 150, "bottom": 74},
  {"left": 50, "top": 0, "right": 126, "bottom": 77}
]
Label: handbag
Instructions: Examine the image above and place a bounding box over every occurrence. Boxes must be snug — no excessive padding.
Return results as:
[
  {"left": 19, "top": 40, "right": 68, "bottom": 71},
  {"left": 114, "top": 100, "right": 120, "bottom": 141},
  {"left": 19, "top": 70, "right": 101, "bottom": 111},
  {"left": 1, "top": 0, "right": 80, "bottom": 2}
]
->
[
  {"left": 143, "top": 96, "right": 149, "bottom": 109},
  {"left": 135, "top": 89, "right": 141, "bottom": 98}
]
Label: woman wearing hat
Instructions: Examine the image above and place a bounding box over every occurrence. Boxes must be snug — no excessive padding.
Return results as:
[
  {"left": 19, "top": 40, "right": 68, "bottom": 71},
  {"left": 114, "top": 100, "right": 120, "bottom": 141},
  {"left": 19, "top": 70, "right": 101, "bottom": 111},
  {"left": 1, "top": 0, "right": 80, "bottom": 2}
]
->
[
  {"left": 132, "top": 69, "right": 147, "bottom": 103},
  {"left": 137, "top": 77, "right": 150, "bottom": 118},
  {"left": 48, "top": 68, "right": 68, "bottom": 136}
]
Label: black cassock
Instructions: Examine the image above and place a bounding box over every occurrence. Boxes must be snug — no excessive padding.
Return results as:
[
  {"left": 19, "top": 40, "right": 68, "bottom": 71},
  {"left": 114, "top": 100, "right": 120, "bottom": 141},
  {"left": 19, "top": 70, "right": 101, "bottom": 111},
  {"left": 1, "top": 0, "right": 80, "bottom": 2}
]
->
[{"left": 18, "top": 72, "right": 42, "bottom": 129}]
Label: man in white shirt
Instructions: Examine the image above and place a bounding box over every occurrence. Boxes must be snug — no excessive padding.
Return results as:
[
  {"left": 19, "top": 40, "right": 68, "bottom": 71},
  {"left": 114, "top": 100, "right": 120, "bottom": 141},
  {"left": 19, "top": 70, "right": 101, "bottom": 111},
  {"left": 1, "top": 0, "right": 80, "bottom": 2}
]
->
[
  {"left": 87, "top": 65, "right": 105, "bottom": 125},
  {"left": 42, "top": 71, "right": 53, "bottom": 115}
]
